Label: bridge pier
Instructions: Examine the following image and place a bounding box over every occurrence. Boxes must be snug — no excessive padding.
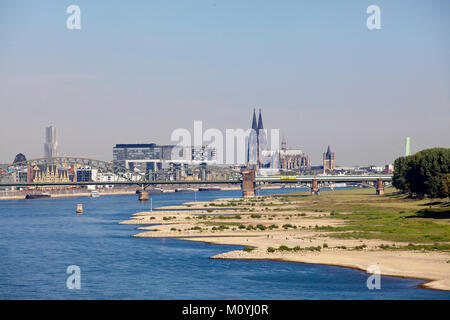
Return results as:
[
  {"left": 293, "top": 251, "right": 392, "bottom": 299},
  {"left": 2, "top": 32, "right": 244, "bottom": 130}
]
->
[
  {"left": 138, "top": 190, "right": 149, "bottom": 201},
  {"left": 241, "top": 169, "right": 255, "bottom": 198},
  {"left": 376, "top": 178, "right": 384, "bottom": 195},
  {"left": 138, "top": 185, "right": 149, "bottom": 201},
  {"left": 311, "top": 179, "right": 319, "bottom": 195}
]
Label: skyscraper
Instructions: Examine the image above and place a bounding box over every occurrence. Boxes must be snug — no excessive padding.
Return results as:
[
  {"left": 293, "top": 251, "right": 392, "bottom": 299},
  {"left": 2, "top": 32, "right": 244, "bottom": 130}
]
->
[{"left": 44, "top": 126, "right": 58, "bottom": 158}]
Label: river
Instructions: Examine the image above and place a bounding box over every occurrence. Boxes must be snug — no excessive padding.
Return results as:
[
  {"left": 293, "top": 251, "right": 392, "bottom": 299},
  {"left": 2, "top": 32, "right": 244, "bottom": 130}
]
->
[{"left": 0, "top": 188, "right": 449, "bottom": 299}]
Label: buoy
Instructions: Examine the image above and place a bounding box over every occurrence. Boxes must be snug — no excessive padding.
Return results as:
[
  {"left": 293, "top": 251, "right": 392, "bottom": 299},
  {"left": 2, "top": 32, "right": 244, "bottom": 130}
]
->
[{"left": 76, "top": 204, "right": 83, "bottom": 214}]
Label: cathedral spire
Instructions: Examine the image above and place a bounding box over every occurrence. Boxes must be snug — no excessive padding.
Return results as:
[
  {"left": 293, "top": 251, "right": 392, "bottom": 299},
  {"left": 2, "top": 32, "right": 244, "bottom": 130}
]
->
[
  {"left": 257, "top": 108, "right": 264, "bottom": 130},
  {"left": 251, "top": 108, "right": 258, "bottom": 130}
]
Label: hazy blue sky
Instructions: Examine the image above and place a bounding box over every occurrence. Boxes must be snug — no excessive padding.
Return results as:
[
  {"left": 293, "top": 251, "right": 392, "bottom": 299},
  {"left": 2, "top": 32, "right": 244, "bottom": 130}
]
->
[{"left": 1, "top": 0, "right": 449, "bottom": 165}]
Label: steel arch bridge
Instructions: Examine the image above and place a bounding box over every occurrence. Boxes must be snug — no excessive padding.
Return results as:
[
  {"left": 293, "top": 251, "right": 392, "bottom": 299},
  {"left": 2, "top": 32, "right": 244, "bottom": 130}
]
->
[
  {"left": 0, "top": 157, "right": 242, "bottom": 185},
  {"left": 0, "top": 157, "right": 146, "bottom": 182}
]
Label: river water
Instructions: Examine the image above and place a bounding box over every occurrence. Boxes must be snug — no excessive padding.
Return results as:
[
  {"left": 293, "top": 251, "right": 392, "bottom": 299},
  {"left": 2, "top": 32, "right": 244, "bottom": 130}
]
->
[{"left": 0, "top": 188, "right": 449, "bottom": 299}]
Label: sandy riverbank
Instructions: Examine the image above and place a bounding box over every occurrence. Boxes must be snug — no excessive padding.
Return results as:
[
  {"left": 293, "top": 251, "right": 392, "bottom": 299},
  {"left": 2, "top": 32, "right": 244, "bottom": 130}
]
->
[{"left": 120, "top": 194, "right": 450, "bottom": 292}]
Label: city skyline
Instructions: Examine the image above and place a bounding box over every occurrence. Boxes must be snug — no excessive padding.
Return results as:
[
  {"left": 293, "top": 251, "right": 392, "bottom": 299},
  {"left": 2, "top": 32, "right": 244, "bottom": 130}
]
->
[
  {"left": 1, "top": 120, "right": 416, "bottom": 168},
  {"left": 1, "top": 1, "right": 449, "bottom": 165}
]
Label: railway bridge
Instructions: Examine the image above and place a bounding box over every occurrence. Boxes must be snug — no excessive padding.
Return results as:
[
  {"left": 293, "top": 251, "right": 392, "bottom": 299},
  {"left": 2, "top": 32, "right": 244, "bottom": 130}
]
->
[{"left": 0, "top": 157, "right": 393, "bottom": 200}]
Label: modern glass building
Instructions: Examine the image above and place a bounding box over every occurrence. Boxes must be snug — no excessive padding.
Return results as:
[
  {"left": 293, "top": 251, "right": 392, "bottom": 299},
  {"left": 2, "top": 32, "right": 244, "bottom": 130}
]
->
[{"left": 112, "top": 144, "right": 175, "bottom": 167}]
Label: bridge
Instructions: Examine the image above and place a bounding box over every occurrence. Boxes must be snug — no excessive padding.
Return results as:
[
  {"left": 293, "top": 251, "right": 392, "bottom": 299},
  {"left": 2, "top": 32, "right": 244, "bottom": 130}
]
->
[{"left": 0, "top": 157, "right": 392, "bottom": 200}]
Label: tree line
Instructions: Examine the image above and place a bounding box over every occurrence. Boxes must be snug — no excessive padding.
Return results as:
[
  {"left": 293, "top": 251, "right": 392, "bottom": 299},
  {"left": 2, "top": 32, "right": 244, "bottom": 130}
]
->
[{"left": 393, "top": 148, "right": 450, "bottom": 198}]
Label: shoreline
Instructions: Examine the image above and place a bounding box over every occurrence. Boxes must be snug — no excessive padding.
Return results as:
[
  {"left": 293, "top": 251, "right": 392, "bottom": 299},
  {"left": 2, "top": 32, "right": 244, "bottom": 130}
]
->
[
  {"left": 0, "top": 189, "right": 137, "bottom": 200},
  {"left": 120, "top": 192, "right": 450, "bottom": 293},
  {"left": 0, "top": 186, "right": 245, "bottom": 201}
]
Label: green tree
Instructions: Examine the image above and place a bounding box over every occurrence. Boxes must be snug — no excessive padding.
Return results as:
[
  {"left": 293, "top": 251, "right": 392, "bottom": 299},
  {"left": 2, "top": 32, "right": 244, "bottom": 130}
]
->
[
  {"left": 393, "top": 148, "right": 450, "bottom": 198},
  {"left": 441, "top": 174, "right": 450, "bottom": 198}
]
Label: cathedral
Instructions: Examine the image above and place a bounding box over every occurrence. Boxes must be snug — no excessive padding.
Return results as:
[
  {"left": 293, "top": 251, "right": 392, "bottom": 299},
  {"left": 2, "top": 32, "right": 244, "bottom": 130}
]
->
[
  {"left": 246, "top": 109, "right": 310, "bottom": 172},
  {"left": 279, "top": 136, "right": 311, "bottom": 171}
]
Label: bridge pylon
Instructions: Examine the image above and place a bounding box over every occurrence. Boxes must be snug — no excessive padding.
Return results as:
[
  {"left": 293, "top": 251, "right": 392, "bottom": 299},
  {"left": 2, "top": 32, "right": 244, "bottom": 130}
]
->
[
  {"left": 241, "top": 169, "right": 255, "bottom": 198},
  {"left": 376, "top": 178, "right": 384, "bottom": 195},
  {"left": 311, "top": 179, "right": 319, "bottom": 195},
  {"left": 138, "top": 190, "right": 149, "bottom": 201}
]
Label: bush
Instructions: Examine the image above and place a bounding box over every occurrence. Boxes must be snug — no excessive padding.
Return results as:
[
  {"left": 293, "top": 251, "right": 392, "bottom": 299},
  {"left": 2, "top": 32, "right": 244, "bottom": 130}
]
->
[
  {"left": 243, "top": 246, "right": 254, "bottom": 252},
  {"left": 267, "top": 247, "right": 276, "bottom": 253}
]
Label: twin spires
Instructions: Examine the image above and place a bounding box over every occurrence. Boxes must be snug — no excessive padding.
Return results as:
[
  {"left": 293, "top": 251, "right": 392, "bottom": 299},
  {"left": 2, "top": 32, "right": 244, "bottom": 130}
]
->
[
  {"left": 247, "top": 108, "right": 266, "bottom": 168},
  {"left": 251, "top": 108, "right": 264, "bottom": 131}
]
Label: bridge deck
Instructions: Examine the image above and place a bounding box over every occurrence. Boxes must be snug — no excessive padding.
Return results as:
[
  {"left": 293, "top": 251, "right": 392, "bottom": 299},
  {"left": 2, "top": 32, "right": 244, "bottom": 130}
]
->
[{"left": 0, "top": 175, "right": 392, "bottom": 187}]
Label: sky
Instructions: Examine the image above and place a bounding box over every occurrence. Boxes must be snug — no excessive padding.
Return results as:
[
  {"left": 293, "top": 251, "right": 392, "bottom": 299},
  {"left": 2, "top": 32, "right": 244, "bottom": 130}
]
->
[{"left": 0, "top": 0, "right": 449, "bottom": 166}]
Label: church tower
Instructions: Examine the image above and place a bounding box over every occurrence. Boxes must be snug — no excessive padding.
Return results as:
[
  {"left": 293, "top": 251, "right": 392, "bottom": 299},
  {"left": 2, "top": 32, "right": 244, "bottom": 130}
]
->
[{"left": 323, "top": 145, "right": 335, "bottom": 173}]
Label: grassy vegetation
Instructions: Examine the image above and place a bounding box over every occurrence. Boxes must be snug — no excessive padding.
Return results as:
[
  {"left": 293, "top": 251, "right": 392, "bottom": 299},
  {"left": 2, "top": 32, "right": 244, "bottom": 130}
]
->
[
  {"left": 216, "top": 215, "right": 241, "bottom": 220},
  {"left": 266, "top": 245, "right": 322, "bottom": 253},
  {"left": 204, "top": 221, "right": 243, "bottom": 227},
  {"left": 378, "top": 243, "right": 450, "bottom": 251},
  {"left": 267, "top": 188, "right": 450, "bottom": 247},
  {"left": 243, "top": 246, "right": 254, "bottom": 252}
]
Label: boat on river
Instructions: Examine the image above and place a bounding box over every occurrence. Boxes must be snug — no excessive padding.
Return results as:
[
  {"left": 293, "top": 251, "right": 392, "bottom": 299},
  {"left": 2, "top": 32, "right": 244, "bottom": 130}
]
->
[{"left": 25, "top": 193, "right": 51, "bottom": 199}]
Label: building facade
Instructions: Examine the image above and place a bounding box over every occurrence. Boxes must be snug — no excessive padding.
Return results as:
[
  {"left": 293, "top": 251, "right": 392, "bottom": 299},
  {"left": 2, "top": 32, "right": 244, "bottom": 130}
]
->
[
  {"left": 113, "top": 144, "right": 174, "bottom": 167},
  {"left": 191, "top": 146, "right": 217, "bottom": 164},
  {"left": 113, "top": 143, "right": 217, "bottom": 179},
  {"left": 279, "top": 137, "right": 310, "bottom": 171}
]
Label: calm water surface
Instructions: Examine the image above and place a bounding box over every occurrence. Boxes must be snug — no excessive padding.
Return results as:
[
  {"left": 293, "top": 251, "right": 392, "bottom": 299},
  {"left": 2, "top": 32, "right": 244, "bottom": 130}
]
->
[{"left": 0, "top": 188, "right": 449, "bottom": 299}]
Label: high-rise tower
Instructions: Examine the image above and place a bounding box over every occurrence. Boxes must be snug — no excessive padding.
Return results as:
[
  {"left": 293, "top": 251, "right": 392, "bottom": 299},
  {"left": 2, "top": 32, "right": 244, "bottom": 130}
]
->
[
  {"left": 44, "top": 125, "right": 58, "bottom": 158},
  {"left": 405, "top": 137, "right": 411, "bottom": 156}
]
